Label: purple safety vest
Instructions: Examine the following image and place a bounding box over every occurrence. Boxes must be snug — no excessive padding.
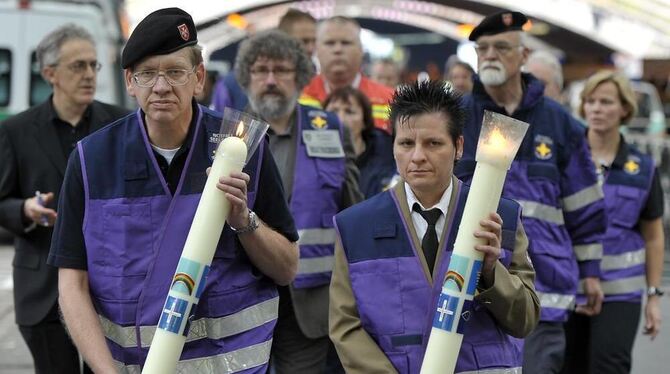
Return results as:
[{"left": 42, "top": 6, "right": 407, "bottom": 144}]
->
[
  {"left": 290, "top": 105, "right": 345, "bottom": 288},
  {"left": 578, "top": 143, "right": 654, "bottom": 304},
  {"left": 456, "top": 74, "right": 607, "bottom": 322},
  {"left": 78, "top": 105, "right": 278, "bottom": 372},
  {"left": 334, "top": 180, "right": 524, "bottom": 373}
]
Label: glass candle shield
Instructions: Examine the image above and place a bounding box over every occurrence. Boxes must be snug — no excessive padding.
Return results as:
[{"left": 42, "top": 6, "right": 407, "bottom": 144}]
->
[
  {"left": 220, "top": 107, "right": 270, "bottom": 164},
  {"left": 476, "top": 110, "right": 529, "bottom": 169}
]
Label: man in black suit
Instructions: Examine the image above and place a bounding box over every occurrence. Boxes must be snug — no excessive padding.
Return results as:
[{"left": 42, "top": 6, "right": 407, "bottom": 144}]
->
[{"left": 0, "top": 24, "right": 127, "bottom": 373}]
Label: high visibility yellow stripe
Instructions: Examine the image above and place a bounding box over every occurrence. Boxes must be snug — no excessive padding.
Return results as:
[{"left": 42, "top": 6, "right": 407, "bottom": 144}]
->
[{"left": 298, "top": 95, "right": 322, "bottom": 109}]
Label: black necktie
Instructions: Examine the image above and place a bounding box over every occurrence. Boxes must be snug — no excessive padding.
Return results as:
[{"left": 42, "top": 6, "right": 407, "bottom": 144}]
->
[{"left": 413, "top": 203, "right": 442, "bottom": 275}]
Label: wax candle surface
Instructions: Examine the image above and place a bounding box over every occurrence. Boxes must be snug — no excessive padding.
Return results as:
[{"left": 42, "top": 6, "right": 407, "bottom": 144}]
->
[
  {"left": 421, "top": 114, "right": 527, "bottom": 374},
  {"left": 142, "top": 135, "right": 247, "bottom": 374}
]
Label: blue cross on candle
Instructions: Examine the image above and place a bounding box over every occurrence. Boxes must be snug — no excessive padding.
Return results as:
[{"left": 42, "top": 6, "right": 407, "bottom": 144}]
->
[
  {"left": 432, "top": 293, "right": 459, "bottom": 332},
  {"left": 158, "top": 296, "right": 188, "bottom": 334},
  {"left": 436, "top": 299, "right": 454, "bottom": 322}
]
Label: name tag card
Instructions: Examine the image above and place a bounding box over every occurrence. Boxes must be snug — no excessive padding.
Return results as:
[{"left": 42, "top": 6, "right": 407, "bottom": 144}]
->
[{"left": 302, "top": 130, "right": 345, "bottom": 158}]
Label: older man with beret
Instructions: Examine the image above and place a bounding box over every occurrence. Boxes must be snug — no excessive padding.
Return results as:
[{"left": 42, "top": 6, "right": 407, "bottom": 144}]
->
[
  {"left": 453, "top": 10, "right": 607, "bottom": 373},
  {"left": 48, "top": 8, "right": 299, "bottom": 373}
]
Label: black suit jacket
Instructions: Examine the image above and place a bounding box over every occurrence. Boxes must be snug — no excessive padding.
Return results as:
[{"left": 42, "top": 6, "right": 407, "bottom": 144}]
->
[{"left": 0, "top": 99, "right": 129, "bottom": 326}]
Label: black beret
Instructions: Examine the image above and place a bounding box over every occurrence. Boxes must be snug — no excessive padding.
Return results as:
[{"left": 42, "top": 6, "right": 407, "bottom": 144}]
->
[
  {"left": 122, "top": 7, "right": 197, "bottom": 69},
  {"left": 469, "top": 11, "right": 528, "bottom": 41}
]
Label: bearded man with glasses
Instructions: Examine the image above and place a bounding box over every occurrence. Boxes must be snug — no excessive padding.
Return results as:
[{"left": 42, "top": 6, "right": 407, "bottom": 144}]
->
[
  {"left": 234, "top": 29, "right": 362, "bottom": 374},
  {"left": 453, "top": 11, "right": 607, "bottom": 373},
  {"left": 48, "top": 8, "right": 299, "bottom": 373},
  {"left": 0, "top": 23, "right": 127, "bottom": 374}
]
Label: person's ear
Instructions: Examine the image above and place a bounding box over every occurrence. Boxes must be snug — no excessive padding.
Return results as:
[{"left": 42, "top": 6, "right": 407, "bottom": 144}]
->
[
  {"left": 42, "top": 65, "right": 56, "bottom": 85},
  {"left": 124, "top": 69, "right": 136, "bottom": 97},
  {"left": 194, "top": 63, "right": 206, "bottom": 96}
]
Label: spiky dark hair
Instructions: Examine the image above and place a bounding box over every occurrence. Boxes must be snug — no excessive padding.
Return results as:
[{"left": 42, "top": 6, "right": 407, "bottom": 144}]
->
[{"left": 390, "top": 80, "right": 465, "bottom": 145}]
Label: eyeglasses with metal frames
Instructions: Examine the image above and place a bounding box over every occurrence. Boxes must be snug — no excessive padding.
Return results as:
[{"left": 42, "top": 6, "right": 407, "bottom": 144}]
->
[{"left": 131, "top": 66, "right": 197, "bottom": 87}]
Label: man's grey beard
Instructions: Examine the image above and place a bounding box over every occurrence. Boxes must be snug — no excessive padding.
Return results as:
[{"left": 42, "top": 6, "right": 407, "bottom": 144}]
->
[
  {"left": 249, "top": 91, "right": 299, "bottom": 121},
  {"left": 479, "top": 62, "right": 508, "bottom": 86}
]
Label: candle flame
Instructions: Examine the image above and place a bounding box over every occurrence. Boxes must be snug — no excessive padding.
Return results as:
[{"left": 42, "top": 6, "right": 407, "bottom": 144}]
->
[
  {"left": 235, "top": 121, "right": 245, "bottom": 137},
  {"left": 486, "top": 127, "right": 508, "bottom": 150}
]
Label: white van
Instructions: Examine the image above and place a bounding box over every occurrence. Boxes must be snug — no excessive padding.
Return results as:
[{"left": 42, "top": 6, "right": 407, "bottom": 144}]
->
[{"left": 0, "top": 0, "right": 126, "bottom": 121}]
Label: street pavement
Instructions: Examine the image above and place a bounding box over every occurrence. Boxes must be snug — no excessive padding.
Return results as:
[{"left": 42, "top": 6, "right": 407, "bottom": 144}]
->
[{"left": 0, "top": 243, "right": 669, "bottom": 373}]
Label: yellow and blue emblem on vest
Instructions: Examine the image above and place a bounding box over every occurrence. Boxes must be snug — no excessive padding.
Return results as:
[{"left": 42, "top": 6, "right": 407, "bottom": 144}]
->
[
  {"left": 534, "top": 134, "right": 553, "bottom": 160},
  {"left": 308, "top": 110, "right": 329, "bottom": 130},
  {"left": 623, "top": 157, "right": 640, "bottom": 175}
]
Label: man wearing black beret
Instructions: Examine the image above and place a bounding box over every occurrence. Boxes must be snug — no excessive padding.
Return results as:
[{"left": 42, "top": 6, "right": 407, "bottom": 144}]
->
[
  {"left": 49, "top": 7, "right": 299, "bottom": 372},
  {"left": 453, "top": 10, "right": 607, "bottom": 374}
]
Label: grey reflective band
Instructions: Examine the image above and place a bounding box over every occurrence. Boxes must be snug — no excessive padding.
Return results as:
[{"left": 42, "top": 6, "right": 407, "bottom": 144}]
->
[
  {"left": 537, "top": 291, "right": 575, "bottom": 310},
  {"left": 184, "top": 297, "right": 278, "bottom": 344},
  {"left": 601, "top": 249, "right": 645, "bottom": 271},
  {"left": 458, "top": 367, "right": 522, "bottom": 374},
  {"left": 101, "top": 297, "right": 279, "bottom": 349},
  {"left": 297, "top": 255, "right": 335, "bottom": 275},
  {"left": 297, "top": 228, "right": 336, "bottom": 245},
  {"left": 100, "top": 315, "right": 139, "bottom": 349},
  {"left": 112, "top": 339, "right": 272, "bottom": 374},
  {"left": 518, "top": 200, "right": 564, "bottom": 225},
  {"left": 176, "top": 339, "right": 272, "bottom": 373},
  {"left": 562, "top": 184, "right": 603, "bottom": 212},
  {"left": 579, "top": 275, "right": 646, "bottom": 295},
  {"left": 574, "top": 243, "right": 603, "bottom": 261}
]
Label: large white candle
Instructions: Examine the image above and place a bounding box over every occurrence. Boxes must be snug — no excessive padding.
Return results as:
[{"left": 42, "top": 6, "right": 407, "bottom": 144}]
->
[
  {"left": 142, "top": 126, "right": 248, "bottom": 374},
  {"left": 420, "top": 112, "right": 528, "bottom": 374}
]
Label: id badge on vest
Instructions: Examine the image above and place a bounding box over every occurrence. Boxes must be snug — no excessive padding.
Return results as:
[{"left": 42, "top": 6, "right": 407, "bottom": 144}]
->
[{"left": 302, "top": 129, "right": 345, "bottom": 158}]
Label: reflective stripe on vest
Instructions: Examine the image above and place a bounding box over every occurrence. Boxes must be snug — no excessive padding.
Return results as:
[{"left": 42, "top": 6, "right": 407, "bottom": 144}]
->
[
  {"left": 562, "top": 184, "right": 603, "bottom": 212},
  {"left": 113, "top": 339, "right": 272, "bottom": 374},
  {"left": 458, "top": 367, "right": 522, "bottom": 374},
  {"left": 296, "top": 228, "right": 337, "bottom": 275},
  {"left": 298, "top": 255, "right": 335, "bottom": 275},
  {"left": 101, "top": 297, "right": 278, "bottom": 348},
  {"left": 518, "top": 200, "right": 564, "bottom": 225},
  {"left": 601, "top": 248, "right": 645, "bottom": 271},
  {"left": 574, "top": 243, "right": 603, "bottom": 261},
  {"left": 579, "top": 275, "right": 646, "bottom": 295},
  {"left": 537, "top": 291, "right": 575, "bottom": 310},
  {"left": 297, "top": 228, "right": 336, "bottom": 245}
]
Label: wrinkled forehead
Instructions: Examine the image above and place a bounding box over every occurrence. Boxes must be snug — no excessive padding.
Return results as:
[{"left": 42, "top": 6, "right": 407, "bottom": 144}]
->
[{"left": 317, "top": 20, "right": 360, "bottom": 41}]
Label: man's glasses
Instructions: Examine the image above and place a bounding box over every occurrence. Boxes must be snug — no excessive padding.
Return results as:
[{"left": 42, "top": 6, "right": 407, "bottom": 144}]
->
[
  {"left": 249, "top": 67, "right": 296, "bottom": 80},
  {"left": 131, "top": 67, "right": 197, "bottom": 87},
  {"left": 58, "top": 60, "right": 102, "bottom": 74},
  {"left": 474, "top": 43, "right": 522, "bottom": 55}
]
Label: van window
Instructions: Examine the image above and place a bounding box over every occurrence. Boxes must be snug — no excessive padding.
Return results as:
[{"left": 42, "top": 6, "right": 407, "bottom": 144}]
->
[
  {"left": 0, "top": 49, "right": 10, "bottom": 106},
  {"left": 30, "top": 51, "right": 51, "bottom": 106}
]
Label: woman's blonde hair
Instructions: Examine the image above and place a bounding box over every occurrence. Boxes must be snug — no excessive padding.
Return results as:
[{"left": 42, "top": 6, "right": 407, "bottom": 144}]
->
[{"left": 579, "top": 70, "right": 637, "bottom": 124}]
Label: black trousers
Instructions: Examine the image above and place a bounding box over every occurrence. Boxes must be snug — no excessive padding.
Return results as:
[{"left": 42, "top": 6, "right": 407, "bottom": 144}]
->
[
  {"left": 270, "top": 288, "right": 344, "bottom": 374},
  {"left": 523, "top": 321, "right": 566, "bottom": 374},
  {"left": 563, "top": 301, "right": 642, "bottom": 374},
  {"left": 18, "top": 303, "right": 92, "bottom": 374}
]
